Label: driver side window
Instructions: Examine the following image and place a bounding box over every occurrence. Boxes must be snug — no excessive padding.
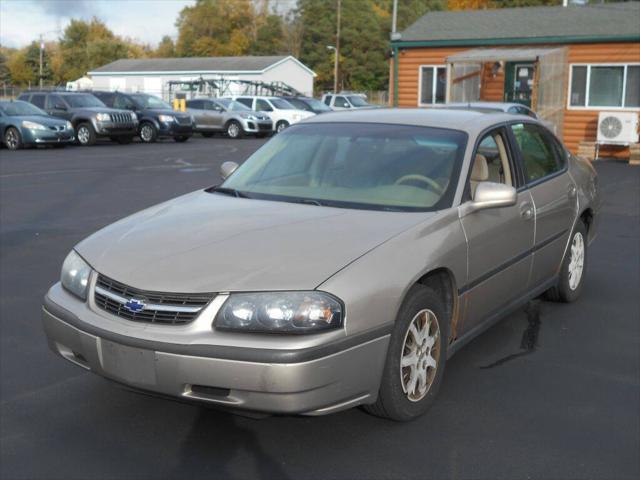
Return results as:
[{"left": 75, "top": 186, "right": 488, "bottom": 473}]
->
[{"left": 469, "top": 130, "right": 513, "bottom": 197}]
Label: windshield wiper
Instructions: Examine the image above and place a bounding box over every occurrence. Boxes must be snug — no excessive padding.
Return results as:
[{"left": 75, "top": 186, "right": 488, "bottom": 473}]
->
[
  {"left": 210, "top": 186, "right": 251, "bottom": 198},
  {"left": 289, "top": 198, "right": 326, "bottom": 207}
]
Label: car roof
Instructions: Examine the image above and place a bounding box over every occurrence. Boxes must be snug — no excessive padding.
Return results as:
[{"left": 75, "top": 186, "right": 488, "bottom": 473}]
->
[
  {"left": 446, "top": 101, "right": 529, "bottom": 111},
  {"left": 304, "top": 107, "right": 531, "bottom": 132}
]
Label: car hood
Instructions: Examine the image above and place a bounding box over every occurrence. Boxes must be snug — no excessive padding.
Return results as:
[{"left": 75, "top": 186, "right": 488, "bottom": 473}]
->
[
  {"left": 76, "top": 190, "right": 430, "bottom": 293},
  {"left": 14, "top": 115, "right": 67, "bottom": 126},
  {"left": 80, "top": 107, "right": 132, "bottom": 114}
]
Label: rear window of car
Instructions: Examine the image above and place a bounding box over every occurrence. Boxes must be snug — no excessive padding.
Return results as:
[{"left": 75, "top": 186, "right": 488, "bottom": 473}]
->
[{"left": 30, "top": 94, "right": 46, "bottom": 108}]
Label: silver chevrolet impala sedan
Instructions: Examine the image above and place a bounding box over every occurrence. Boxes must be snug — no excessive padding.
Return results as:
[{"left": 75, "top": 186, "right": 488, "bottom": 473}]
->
[{"left": 42, "top": 109, "right": 600, "bottom": 421}]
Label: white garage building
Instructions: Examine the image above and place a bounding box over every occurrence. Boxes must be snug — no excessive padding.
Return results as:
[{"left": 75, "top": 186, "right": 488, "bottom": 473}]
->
[{"left": 87, "top": 55, "right": 316, "bottom": 99}]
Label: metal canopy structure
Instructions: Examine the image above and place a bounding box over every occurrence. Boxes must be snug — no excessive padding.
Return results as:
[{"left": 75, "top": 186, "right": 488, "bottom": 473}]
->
[
  {"left": 446, "top": 47, "right": 568, "bottom": 136},
  {"left": 166, "top": 76, "right": 304, "bottom": 101}
]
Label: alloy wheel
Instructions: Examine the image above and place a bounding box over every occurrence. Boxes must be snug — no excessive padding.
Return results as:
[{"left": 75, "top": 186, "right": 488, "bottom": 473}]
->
[
  {"left": 568, "top": 231, "right": 585, "bottom": 291},
  {"left": 5, "top": 129, "right": 19, "bottom": 149},
  {"left": 400, "top": 309, "right": 440, "bottom": 402},
  {"left": 276, "top": 122, "right": 287, "bottom": 133},
  {"left": 140, "top": 125, "right": 153, "bottom": 142},
  {"left": 77, "top": 126, "right": 90, "bottom": 145},
  {"left": 228, "top": 122, "right": 240, "bottom": 138}
]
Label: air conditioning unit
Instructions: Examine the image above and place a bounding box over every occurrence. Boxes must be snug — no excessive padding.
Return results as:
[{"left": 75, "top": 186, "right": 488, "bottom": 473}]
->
[{"left": 597, "top": 112, "right": 639, "bottom": 145}]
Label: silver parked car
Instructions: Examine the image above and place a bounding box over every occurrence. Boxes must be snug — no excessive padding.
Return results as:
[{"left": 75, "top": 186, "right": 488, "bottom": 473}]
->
[
  {"left": 186, "top": 98, "right": 272, "bottom": 139},
  {"left": 42, "top": 109, "right": 600, "bottom": 420}
]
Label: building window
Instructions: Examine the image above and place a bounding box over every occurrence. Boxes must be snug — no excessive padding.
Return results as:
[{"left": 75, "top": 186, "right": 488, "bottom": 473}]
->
[
  {"left": 569, "top": 64, "right": 640, "bottom": 109},
  {"left": 419, "top": 66, "right": 447, "bottom": 106}
]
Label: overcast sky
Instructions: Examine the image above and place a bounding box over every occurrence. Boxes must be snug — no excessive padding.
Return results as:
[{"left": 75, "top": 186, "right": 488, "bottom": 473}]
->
[{"left": 0, "top": 0, "right": 195, "bottom": 48}]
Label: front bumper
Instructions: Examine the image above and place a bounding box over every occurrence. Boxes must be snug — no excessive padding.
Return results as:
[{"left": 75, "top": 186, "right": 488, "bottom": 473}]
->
[
  {"left": 241, "top": 119, "right": 273, "bottom": 134},
  {"left": 94, "top": 120, "right": 138, "bottom": 137},
  {"left": 23, "top": 128, "right": 74, "bottom": 145},
  {"left": 42, "top": 284, "right": 389, "bottom": 415},
  {"left": 157, "top": 121, "right": 193, "bottom": 138}
]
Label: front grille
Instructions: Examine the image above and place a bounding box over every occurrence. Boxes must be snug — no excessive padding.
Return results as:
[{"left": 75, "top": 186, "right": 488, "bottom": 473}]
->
[
  {"left": 176, "top": 116, "right": 192, "bottom": 126},
  {"left": 48, "top": 125, "right": 65, "bottom": 132},
  {"left": 110, "top": 113, "right": 133, "bottom": 124},
  {"left": 94, "top": 274, "right": 213, "bottom": 325}
]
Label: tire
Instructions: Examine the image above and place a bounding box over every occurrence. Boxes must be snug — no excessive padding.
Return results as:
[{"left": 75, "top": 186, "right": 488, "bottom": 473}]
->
[
  {"left": 364, "top": 285, "right": 449, "bottom": 421},
  {"left": 115, "top": 136, "right": 133, "bottom": 145},
  {"left": 76, "top": 122, "right": 96, "bottom": 146},
  {"left": 173, "top": 136, "right": 190, "bottom": 143},
  {"left": 4, "top": 127, "right": 23, "bottom": 150},
  {"left": 275, "top": 121, "right": 289, "bottom": 134},
  {"left": 226, "top": 120, "right": 244, "bottom": 139},
  {"left": 201, "top": 132, "right": 214, "bottom": 138},
  {"left": 545, "top": 221, "right": 588, "bottom": 303},
  {"left": 139, "top": 122, "right": 157, "bottom": 143}
]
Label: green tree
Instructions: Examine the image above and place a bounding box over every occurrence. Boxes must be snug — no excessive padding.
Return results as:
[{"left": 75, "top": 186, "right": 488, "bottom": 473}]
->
[
  {"left": 175, "top": 0, "right": 254, "bottom": 56},
  {"left": 155, "top": 35, "right": 176, "bottom": 57},
  {"left": 23, "top": 41, "right": 53, "bottom": 84},
  {"left": 251, "top": 14, "right": 286, "bottom": 55}
]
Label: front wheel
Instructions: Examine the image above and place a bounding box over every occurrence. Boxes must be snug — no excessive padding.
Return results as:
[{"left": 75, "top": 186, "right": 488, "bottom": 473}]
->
[
  {"left": 139, "top": 122, "right": 157, "bottom": 143},
  {"left": 364, "top": 285, "right": 448, "bottom": 421},
  {"left": 4, "top": 127, "right": 23, "bottom": 150},
  {"left": 275, "top": 121, "right": 289, "bottom": 133},
  {"left": 76, "top": 123, "right": 96, "bottom": 146},
  {"left": 226, "top": 120, "right": 244, "bottom": 139},
  {"left": 545, "top": 221, "right": 587, "bottom": 303}
]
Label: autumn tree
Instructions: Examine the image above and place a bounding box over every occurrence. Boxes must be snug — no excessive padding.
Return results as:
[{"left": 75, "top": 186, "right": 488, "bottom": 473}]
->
[{"left": 155, "top": 36, "right": 176, "bottom": 57}]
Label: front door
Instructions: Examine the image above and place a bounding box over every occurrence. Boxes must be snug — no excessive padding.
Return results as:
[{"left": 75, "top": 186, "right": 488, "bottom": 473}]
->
[
  {"left": 459, "top": 128, "right": 535, "bottom": 334},
  {"left": 504, "top": 62, "right": 535, "bottom": 107},
  {"left": 206, "top": 101, "right": 225, "bottom": 129}
]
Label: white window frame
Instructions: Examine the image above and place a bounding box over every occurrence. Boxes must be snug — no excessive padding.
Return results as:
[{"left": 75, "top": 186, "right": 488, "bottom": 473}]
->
[
  {"left": 567, "top": 63, "right": 640, "bottom": 111},
  {"left": 418, "top": 65, "right": 448, "bottom": 107}
]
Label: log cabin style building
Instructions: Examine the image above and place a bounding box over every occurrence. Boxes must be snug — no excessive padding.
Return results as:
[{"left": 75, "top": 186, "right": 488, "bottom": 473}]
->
[{"left": 390, "top": 2, "right": 640, "bottom": 158}]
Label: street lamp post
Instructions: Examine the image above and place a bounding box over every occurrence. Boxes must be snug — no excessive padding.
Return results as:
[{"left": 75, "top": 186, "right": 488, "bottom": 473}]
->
[{"left": 326, "top": 45, "right": 338, "bottom": 94}]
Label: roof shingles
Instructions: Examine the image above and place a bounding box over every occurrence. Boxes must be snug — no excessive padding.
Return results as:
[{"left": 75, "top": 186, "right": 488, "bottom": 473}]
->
[
  {"left": 90, "top": 56, "right": 289, "bottom": 74},
  {"left": 398, "top": 2, "right": 640, "bottom": 43}
]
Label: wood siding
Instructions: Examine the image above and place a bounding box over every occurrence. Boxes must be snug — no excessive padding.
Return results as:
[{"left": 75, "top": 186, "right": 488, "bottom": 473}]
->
[{"left": 394, "top": 42, "right": 640, "bottom": 157}]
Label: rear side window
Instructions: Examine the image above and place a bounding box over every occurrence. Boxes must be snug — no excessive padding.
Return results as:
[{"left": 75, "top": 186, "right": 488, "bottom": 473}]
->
[
  {"left": 334, "top": 96, "right": 349, "bottom": 108},
  {"left": 17, "top": 93, "right": 30, "bottom": 101},
  {"left": 187, "top": 100, "right": 203, "bottom": 109},
  {"left": 113, "top": 95, "right": 135, "bottom": 109},
  {"left": 235, "top": 98, "right": 253, "bottom": 108},
  {"left": 31, "top": 94, "right": 46, "bottom": 108},
  {"left": 510, "top": 123, "right": 563, "bottom": 183}
]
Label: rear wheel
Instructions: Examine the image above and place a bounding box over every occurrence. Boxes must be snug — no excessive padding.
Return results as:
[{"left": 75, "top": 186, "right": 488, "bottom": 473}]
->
[
  {"left": 4, "top": 127, "right": 23, "bottom": 150},
  {"left": 364, "top": 285, "right": 448, "bottom": 421},
  {"left": 76, "top": 123, "right": 96, "bottom": 146},
  {"left": 226, "top": 120, "right": 244, "bottom": 139},
  {"left": 545, "top": 221, "right": 587, "bottom": 303},
  {"left": 139, "top": 122, "right": 157, "bottom": 143}
]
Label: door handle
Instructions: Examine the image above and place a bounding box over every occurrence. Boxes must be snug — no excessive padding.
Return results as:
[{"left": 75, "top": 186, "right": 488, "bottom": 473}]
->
[
  {"left": 520, "top": 203, "right": 534, "bottom": 220},
  {"left": 568, "top": 184, "right": 577, "bottom": 199}
]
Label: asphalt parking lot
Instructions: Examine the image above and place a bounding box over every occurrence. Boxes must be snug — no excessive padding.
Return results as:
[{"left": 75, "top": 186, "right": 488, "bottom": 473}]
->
[{"left": 1, "top": 137, "right": 638, "bottom": 480}]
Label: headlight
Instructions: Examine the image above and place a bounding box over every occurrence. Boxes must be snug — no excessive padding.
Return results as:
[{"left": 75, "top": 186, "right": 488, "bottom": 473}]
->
[
  {"left": 158, "top": 114, "right": 175, "bottom": 123},
  {"left": 22, "top": 120, "right": 46, "bottom": 130},
  {"left": 65, "top": 121, "right": 73, "bottom": 130},
  {"left": 215, "top": 292, "right": 343, "bottom": 334},
  {"left": 60, "top": 250, "right": 92, "bottom": 300},
  {"left": 246, "top": 114, "right": 258, "bottom": 120},
  {"left": 96, "top": 113, "right": 111, "bottom": 122}
]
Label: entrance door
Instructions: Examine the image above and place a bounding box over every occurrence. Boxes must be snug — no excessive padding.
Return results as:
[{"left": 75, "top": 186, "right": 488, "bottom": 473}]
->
[{"left": 504, "top": 62, "right": 535, "bottom": 107}]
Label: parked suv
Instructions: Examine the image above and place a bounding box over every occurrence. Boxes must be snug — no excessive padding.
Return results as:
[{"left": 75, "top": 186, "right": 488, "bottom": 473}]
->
[
  {"left": 224, "top": 96, "right": 315, "bottom": 133},
  {"left": 186, "top": 98, "right": 272, "bottom": 139},
  {"left": 18, "top": 91, "right": 138, "bottom": 145},
  {"left": 91, "top": 91, "right": 194, "bottom": 143},
  {"left": 321, "top": 93, "right": 375, "bottom": 111}
]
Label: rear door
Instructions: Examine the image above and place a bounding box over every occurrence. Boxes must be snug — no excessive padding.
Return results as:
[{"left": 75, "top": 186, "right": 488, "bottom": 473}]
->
[
  {"left": 509, "top": 122, "right": 576, "bottom": 288},
  {"left": 206, "top": 101, "right": 225, "bottom": 129},
  {"left": 459, "top": 127, "right": 535, "bottom": 334}
]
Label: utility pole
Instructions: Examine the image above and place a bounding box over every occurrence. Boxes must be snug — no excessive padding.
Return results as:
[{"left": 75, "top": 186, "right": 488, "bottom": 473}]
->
[
  {"left": 39, "top": 34, "right": 44, "bottom": 88},
  {"left": 391, "top": 0, "right": 398, "bottom": 35},
  {"left": 335, "top": 0, "right": 341, "bottom": 93}
]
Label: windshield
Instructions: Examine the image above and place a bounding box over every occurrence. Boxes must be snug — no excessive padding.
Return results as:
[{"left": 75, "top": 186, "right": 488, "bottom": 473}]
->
[
  {"left": 288, "top": 98, "right": 331, "bottom": 112},
  {"left": 270, "top": 98, "right": 295, "bottom": 110},
  {"left": 216, "top": 99, "right": 250, "bottom": 111},
  {"left": 348, "top": 95, "right": 370, "bottom": 107},
  {"left": 220, "top": 123, "right": 467, "bottom": 211},
  {"left": 0, "top": 101, "right": 47, "bottom": 116},
  {"left": 130, "top": 94, "right": 172, "bottom": 110},
  {"left": 65, "top": 94, "right": 105, "bottom": 108}
]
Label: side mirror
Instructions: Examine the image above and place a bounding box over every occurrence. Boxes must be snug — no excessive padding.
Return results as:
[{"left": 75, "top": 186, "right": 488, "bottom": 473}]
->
[
  {"left": 460, "top": 182, "right": 517, "bottom": 217},
  {"left": 220, "top": 161, "right": 239, "bottom": 180}
]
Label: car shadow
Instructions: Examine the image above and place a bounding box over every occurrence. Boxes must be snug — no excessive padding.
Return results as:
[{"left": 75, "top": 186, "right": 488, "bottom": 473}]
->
[{"left": 172, "top": 407, "right": 292, "bottom": 480}]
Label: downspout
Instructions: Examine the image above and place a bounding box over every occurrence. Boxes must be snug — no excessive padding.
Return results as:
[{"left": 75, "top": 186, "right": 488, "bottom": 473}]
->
[{"left": 393, "top": 45, "right": 399, "bottom": 107}]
